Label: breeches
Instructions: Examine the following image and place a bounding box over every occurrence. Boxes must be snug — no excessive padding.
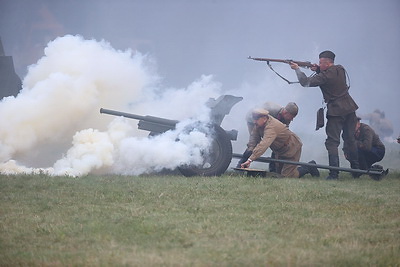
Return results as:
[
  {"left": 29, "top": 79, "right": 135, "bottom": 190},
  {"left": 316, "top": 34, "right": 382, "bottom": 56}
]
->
[
  {"left": 325, "top": 112, "right": 358, "bottom": 156},
  {"left": 358, "top": 147, "right": 385, "bottom": 170},
  {"left": 276, "top": 135, "right": 302, "bottom": 178}
]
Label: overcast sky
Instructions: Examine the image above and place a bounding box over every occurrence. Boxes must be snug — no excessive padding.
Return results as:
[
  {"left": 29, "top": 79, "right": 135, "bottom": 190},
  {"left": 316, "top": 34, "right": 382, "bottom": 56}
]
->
[{"left": 1, "top": 0, "right": 399, "bottom": 167}]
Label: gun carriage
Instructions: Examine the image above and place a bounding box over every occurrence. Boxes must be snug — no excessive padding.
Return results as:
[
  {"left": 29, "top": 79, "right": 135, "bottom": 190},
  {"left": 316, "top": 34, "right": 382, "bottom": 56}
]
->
[{"left": 100, "top": 95, "right": 243, "bottom": 177}]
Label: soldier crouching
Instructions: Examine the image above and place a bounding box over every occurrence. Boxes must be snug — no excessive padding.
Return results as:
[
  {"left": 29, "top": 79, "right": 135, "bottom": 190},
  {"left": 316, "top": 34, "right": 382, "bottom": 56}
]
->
[
  {"left": 240, "top": 109, "right": 319, "bottom": 178},
  {"left": 344, "top": 117, "right": 385, "bottom": 170}
]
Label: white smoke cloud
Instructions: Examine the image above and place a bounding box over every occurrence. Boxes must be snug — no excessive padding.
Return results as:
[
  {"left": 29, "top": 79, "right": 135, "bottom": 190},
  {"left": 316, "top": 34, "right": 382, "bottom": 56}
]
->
[
  {"left": 0, "top": 35, "right": 222, "bottom": 176},
  {"left": 112, "top": 118, "right": 212, "bottom": 176}
]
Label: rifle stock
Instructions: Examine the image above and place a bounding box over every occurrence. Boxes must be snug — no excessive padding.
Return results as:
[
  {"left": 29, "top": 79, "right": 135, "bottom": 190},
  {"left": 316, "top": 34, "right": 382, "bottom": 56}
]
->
[{"left": 248, "top": 56, "right": 313, "bottom": 68}]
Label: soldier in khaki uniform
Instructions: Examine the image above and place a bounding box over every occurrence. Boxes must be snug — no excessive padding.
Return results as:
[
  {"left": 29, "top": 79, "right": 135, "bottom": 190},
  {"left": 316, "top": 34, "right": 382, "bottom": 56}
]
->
[
  {"left": 245, "top": 102, "right": 299, "bottom": 133},
  {"left": 240, "top": 109, "right": 318, "bottom": 178},
  {"left": 237, "top": 102, "right": 298, "bottom": 171},
  {"left": 290, "top": 50, "right": 359, "bottom": 180}
]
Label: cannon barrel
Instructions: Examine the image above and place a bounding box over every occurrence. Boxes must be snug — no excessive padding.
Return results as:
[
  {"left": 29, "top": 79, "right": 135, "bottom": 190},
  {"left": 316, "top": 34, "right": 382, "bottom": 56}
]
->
[
  {"left": 100, "top": 108, "right": 178, "bottom": 133},
  {"left": 101, "top": 108, "right": 145, "bottom": 120}
]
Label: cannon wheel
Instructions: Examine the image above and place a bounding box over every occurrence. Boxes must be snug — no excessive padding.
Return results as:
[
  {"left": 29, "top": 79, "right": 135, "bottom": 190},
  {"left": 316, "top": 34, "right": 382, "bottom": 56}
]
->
[{"left": 178, "top": 124, "right": 232, "bottom": 177}]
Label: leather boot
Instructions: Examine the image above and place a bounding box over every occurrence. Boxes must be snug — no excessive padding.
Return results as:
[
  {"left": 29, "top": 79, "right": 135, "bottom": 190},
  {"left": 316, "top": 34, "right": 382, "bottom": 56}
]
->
[
  {"left": 348, "top": 151, "right": 361, "bottom": 178},
  {"left": 326, "top": 154, "right": 339, "bottom": 180},
  {"left": 298, "top": 161, "right": 320, "bottom": 178},
  {"left": 308, "top": 160, "right": 320, "bottom": 177},
  {"left": 297, "top": 166, "right": 309, "bottom": 178}
]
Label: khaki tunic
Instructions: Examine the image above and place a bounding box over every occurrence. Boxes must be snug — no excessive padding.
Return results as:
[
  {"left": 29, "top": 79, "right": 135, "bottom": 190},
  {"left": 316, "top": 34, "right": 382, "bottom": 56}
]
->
[
  {"left": 245, "top": 102, "right": 289, "bottom": 134},
  {"left": 247, "top": 116, "right": 302, "bottom": 177}
]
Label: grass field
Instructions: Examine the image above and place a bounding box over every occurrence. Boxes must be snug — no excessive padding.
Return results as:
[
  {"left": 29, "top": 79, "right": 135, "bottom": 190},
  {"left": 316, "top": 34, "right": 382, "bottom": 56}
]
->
[{"left": 1, "top": 171, "right": 399, "bottom": 266}]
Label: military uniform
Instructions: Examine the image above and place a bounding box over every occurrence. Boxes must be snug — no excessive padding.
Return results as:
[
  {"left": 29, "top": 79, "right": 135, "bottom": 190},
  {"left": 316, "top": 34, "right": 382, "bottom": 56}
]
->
[
  {"left": 294, "top": 54, "right": 359, "bottom": 179},
  {"left": 247, "top": 115, "right": 302, "bottom": 177},
  {"left": 239, "top": 102, "right": 298, "bottom": 172},
  {"left": 245, "top": 102, "right": 296, "bottom": 133},
  {"left": 344, "top": 123, "right": 385, "bottom": 170}
]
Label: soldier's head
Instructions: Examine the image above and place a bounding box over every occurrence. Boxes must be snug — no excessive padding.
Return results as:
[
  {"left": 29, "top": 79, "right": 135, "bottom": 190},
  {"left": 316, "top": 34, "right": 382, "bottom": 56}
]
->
[
  {"left": 282, "top": 102, "right": 299, "bottom": 123},
  {"left": 319, "top": 50, "right": 335, "bottom": 71},
  {"left": 252, "top": 109, "right": 269, "bottom": 127}
]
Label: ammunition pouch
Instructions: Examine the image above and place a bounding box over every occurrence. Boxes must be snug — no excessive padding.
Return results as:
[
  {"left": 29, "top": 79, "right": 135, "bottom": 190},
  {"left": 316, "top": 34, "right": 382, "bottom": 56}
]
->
[{"left": 316, "top": 107, "right": 325, "bottom": 130}]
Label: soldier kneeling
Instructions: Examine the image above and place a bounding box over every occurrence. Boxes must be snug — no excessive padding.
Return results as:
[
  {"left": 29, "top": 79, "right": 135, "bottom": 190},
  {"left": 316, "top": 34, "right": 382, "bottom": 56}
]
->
[{"left": 239, "top": 109, "right": 319, "bottom": 178}]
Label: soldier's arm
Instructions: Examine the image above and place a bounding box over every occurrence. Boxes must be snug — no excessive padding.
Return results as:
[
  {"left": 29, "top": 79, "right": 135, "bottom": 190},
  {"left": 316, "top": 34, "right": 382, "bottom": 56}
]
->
[
  {"left": 290, "top": 62, "right": 327, "bottom": 87},
  {"left": 247, "top": 128, "right": 261, "bottom": 151},
  {"left": 249, "top": 129, "right": 276, "bottom": 161}
]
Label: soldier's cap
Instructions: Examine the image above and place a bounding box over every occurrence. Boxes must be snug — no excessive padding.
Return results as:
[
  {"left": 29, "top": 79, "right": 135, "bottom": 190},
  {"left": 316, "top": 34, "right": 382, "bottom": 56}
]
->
[
  {"left": 319, "top": 50, "right": 335, "bottom": 61},
  {"left": 285, "top": 102, "right": 299, "bottom": 116},
  {"left": 252, "top": 108, "right": 269, "bottom": 120}
]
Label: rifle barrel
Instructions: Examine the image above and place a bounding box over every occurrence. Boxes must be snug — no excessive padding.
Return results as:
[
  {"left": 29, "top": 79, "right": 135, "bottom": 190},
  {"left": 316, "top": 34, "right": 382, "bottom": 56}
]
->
[
  {"left": 248, "top": 56, "right": 287, "bottom": 63},
  {"left": 248, "top": 56, "right": 313, "bottom": 68}
]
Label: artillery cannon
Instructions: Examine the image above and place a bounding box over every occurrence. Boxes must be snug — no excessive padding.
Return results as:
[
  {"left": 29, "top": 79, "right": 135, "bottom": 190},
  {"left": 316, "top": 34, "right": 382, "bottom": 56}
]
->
[{"left": 100, "top": 95, "right": 243, "bottom": 177}]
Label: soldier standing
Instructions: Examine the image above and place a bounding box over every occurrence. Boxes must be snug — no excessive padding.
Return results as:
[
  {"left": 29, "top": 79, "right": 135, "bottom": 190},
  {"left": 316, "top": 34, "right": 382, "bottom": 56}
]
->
[
  {"left": 289, "top": 50, "right": 359, "bottom": 180},
  {"left": 240, "top": 109, "right": 319, "bottom": 178}
]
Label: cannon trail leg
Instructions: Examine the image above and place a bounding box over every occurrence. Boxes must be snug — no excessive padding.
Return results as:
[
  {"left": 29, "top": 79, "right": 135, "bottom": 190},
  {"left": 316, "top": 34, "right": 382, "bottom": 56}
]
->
[{"left": 232, "top": 153, "right": 388, "bottom": 180}]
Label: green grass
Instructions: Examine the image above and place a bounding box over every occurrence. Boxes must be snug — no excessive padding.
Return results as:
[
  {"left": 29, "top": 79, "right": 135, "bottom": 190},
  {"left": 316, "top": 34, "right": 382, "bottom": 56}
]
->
[{"left": 1, "top": 171, "right": 399, "bottom": 266}]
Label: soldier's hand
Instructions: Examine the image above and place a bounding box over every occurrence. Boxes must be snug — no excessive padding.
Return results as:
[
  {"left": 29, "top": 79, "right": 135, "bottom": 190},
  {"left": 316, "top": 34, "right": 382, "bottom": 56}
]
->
[
  {"left": 241, "top": 160, "right": 251, "bottom": 168},
  {"left": 310, "top": 64, "right": 319, "bottom": 71},
  {"left": 289, "top": 62, "right": 299, "bottom": 70}
]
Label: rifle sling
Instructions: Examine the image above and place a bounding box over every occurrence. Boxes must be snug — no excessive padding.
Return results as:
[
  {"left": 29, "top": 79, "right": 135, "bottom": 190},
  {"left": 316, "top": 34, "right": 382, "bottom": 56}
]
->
[
  {"left": 265, "top": 61, "right": 350, "bottom": 89},
  {"left": 266, "top": 61, "right": 299, "bottom": 85},
  {"left": 345, "top": 68, "right": 351, "bottom": 89}
]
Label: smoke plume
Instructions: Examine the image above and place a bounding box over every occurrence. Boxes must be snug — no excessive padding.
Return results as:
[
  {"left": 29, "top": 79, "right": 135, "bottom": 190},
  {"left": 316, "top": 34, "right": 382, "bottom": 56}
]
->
[{"left": 0, "top": 35, "right": 221, "bottom": 176}]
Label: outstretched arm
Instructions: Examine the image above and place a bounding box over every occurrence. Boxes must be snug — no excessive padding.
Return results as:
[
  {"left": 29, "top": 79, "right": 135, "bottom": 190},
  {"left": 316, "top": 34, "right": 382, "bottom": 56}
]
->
[
  {"left": 290, "top": 62, "right": 326, "bottom": 87},
  {"left": 290, "top": 62, "right": 311, "bottom": 87}
]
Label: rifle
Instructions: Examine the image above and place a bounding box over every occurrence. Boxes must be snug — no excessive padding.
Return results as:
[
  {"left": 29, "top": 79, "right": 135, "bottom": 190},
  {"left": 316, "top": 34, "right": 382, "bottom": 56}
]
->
[
  {"left": 248, "top": 56, "right": 316, "bottom": 84},
  {"left": 248, "top": 56, "right": 314, "bottom": 68}
]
